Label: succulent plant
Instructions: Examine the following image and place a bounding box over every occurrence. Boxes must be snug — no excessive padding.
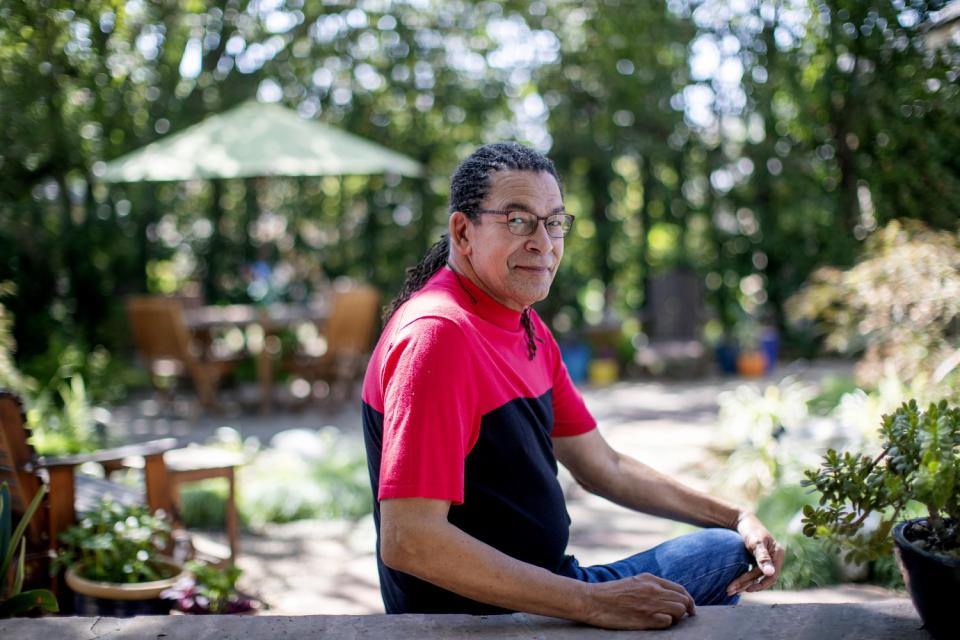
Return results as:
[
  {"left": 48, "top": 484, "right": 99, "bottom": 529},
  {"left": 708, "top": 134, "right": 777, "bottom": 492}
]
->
[{"left": 802, "top": 400, "right": 960, "bottom": 563}]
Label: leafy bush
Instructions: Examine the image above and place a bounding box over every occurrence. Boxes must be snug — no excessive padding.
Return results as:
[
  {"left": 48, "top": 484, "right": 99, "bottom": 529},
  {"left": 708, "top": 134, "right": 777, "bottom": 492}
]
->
[
  {"left": 54, "top": 501, "right": 177, "bottom": 583},
  {"left": 802, "top": 400, "right": 960, "bottom": 563},
  {"left": 21, "top": 339, "right": 137, "bottom": 407},
  {"left": 2, "top": 292, "right": 128, "bottom": 456},
  {"left": 161, "top": 560, "right": 256, "bottom": 614},
  {"left": 0, "top": 284, "right": 32, "bottom": 395},
  {"left": 239, "top": 432, "right": 371, "bottom": 526},
  {"left": 714, "top": 378, "right": 820, "bottom": 501},
  {"left": 787, "top": 220, "right": 960, "bottom": 400},
  {"left": 807, "top": 375, "right": 860, "bottom": 416},
  {"left": 177, "top": 428, "right": 373, "bottom": 529},
  {"left": 178, "top": 481, "right": 235, "bottom": 531},
  {"left": 752, "top": 485, "right": 839, "bottom": 590},
  {"left": 25, "top": 375, "right": 103, "bottom": 455}
]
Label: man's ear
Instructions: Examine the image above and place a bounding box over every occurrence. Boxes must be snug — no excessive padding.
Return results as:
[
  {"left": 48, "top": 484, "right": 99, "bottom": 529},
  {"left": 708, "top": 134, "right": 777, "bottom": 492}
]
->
[{"left": 449, "top": 211, "right": 473, "bottom": 256}]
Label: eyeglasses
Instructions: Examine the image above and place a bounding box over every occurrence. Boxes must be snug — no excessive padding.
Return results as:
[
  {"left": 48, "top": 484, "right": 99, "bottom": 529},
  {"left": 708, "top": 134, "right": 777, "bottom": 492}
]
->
[{"left": 475, "top": 209, "right": 576, "bottom": 238}]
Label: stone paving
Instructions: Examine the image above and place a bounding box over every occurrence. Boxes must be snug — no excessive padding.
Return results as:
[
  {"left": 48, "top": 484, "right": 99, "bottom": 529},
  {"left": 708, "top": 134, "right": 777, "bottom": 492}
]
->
[
  {"left": 0, "top": 601, "right": 926, "bottom": 639},
  {"left": 107, "top": 359, "right": 906, "bottom": 615}
]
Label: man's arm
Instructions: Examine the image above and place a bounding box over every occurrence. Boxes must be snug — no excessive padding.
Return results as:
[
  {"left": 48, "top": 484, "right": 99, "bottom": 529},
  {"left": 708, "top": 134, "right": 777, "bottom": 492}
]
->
[
  {"left": 552, "top": 429, "right": 784, "bottom": 593},
  {"left": 379, "top": 497, "right": 696, "bottom": 629}
]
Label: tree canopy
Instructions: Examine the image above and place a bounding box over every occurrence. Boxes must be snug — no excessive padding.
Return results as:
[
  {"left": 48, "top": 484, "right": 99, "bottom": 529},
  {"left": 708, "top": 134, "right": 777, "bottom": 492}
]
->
[{"left": 1, "top": 0, "right": 957, "bottom": 370}]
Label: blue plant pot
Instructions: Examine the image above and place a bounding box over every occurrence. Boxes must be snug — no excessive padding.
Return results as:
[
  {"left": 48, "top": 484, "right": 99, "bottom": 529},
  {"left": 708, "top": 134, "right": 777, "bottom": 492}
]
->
[
  {"left": 760, "top": 329, "right": 779, "bottom": 372},
  {"left": 715, "top": 342, "right": 739, "bottom": 374},
  {"left": 560, "top": 342, "right": 590, "bottom": 383}
]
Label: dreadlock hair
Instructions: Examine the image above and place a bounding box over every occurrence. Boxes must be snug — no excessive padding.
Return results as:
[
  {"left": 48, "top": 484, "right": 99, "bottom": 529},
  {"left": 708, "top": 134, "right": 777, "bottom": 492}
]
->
[{"left": 383, "top": 142, "right": 563, "bottom": 359}]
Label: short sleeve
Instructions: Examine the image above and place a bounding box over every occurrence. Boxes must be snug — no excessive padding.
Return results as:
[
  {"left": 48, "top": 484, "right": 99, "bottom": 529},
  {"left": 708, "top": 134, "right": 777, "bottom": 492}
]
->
[
  {"left": 377, "top": 317, "right": 479, "bottom": 504},
  {"left": 542, "top": 325, "right": 596, "bottom": 438}
]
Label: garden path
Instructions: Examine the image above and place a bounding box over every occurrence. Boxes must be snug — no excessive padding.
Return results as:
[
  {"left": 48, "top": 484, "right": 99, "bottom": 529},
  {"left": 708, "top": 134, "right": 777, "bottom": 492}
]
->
[{"left": 108, "top": 358, "right": 906, "bottom": 615}]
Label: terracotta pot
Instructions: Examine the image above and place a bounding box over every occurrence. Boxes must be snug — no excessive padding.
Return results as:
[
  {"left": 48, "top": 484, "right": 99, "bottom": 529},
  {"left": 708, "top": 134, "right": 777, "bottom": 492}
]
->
[
  {"left": 65, "top": 558, "right": 185, "bottom": 616},
  {"left": 736, "top": 351, "right": 767, "bottom": 378}
]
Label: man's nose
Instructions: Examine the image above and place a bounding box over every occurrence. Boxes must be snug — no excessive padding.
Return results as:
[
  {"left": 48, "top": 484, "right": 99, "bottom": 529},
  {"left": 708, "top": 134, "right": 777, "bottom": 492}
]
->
[{"left": 524, "top": 220, "right": 553, "bottom": 253}]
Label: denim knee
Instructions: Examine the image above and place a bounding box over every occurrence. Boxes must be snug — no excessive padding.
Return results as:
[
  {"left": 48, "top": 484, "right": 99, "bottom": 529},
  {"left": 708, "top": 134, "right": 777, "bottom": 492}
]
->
[
  {"left": 667, "top": 528, "right": 752, "bottom": 605},
  {"left": 700, "top": 528, "right": 752, "bottom": 561}
]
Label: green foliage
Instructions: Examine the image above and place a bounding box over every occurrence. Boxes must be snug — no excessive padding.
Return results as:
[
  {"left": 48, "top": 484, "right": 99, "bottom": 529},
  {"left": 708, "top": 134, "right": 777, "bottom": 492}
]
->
[
  {"left": 788, "top": 221, "right": 960, "bottom": 398},
  {"left": 240, "top": 428, "right": 372, "bottom": 527},
  {"left": 1, "top": 2, "right": 958, "bottom": 376},
  {"left": 161, "top": 559, "right": 256, "bottom": 614},
  {"left": 753, "top": 484, "right": 840, "bottom": 590},
  {"left": 0, "top": 482, "right": 58, "bottom": 618},
  {"left": 807, "top": 375, "right": 860, "bottom": 417},
  {"left": 22, "top": 340, "right": 135, "bottom": 407},
  {"left": 26, "top": 374, "right": 100, "bottom": 456},
  {"left": 54, "top": 500, "right": 177, "bottom": 584},
  {"left": 178, "top": 481, "right": 233, "bottom": 531},
  {"left": 18, "top": 339, "right": 143, "bottom": 456},
  {"left": 777, "top": 532, "right": 842, "bottom": 590},
  {"left": 184, "top": 560, "right": 243, "bottom": 613},
  {"left": 715, "top": 378, "right": 819, "bottom": 501},
  {"left": 869, "top": 551, "right": 905, "bottom": 590},
  {"left": 802, "top": 400, "right": 960, "bottom": 563},
  {"left": 0, "top": 284, "right": 31, "bottom": 395}
]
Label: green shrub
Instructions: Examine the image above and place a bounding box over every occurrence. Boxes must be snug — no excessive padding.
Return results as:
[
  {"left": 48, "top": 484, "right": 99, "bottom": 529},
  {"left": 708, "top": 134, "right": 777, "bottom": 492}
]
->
[
  {"left": 26, "top": 374, "right": 102, "bottom": 455},
  {"left": 54, "top": 500, "right": 176, "bottom": 583},
  {"left": 776, "top": 532, "right": 840, "bottom": 590},
  {"left": 753, "top": 485, "right": 839, "bottom": 589},
  {"left": 178, "top": 481, "right": 235, "bottom": 531},
  {"left": 787, "top": 220, "right": 960, "bottom": 401},
  {"left": 807, "top": 375, "right": 859, "bottom": 416},
  {"left": 869, "top": 552, "right": 904, "bottom": 589},
  {"left": 803, "top": 400, "right": 960, "bottom": 563},
  {"left": 238, "top": 428, "right": 372, "bottom": 527}
]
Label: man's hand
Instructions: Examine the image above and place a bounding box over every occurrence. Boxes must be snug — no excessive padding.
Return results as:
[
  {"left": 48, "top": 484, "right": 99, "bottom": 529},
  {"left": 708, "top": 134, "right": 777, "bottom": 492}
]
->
[
  {"left": 725, "top": 513, "right": 785, "bottom": 596},
  {"left": 583, "top": 573, "right": 696, "bottom": 630}
]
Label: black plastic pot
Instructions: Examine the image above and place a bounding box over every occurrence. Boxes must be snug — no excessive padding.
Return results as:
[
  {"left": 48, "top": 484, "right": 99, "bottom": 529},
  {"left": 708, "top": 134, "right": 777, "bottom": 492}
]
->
[{"left": 892, "top": 518, "right": 960, "bottom": 640}]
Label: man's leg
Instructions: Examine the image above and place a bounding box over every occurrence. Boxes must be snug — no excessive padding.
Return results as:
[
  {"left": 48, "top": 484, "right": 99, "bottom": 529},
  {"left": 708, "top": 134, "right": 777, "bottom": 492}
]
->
[{"left": 559, "top": 528, "right": 753, "bottom": 605}]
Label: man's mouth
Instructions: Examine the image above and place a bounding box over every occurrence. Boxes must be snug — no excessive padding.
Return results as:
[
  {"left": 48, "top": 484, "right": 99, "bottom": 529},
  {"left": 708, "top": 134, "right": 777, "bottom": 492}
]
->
[{"left": 514, "top": 265, "right": 552, "bottom": 272}]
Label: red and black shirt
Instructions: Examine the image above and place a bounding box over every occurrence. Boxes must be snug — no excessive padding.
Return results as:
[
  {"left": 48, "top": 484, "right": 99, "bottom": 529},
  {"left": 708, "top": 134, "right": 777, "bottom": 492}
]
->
[{"left": 361, "top": 267, "right": 595, "bottom": 614}]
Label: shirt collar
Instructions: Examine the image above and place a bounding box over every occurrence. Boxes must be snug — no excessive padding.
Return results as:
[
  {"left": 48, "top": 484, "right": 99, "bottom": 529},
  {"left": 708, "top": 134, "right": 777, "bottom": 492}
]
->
[{"left": 440, "top": 266, "right": 524, "bottom": 330}]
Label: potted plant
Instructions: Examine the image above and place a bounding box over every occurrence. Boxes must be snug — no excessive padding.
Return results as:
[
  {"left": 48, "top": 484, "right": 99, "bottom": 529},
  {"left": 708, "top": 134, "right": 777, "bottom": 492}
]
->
[
  {"left": 0, "top": 483, "right": 58, "bottom": 618},
  {"left": 801, "top": 400, "right": 959, "bottom": 640},
  {"left": 732, "top": 316, "right": 774, "bottom": 378},
  {"left": 161, "top": 560, "right": 259, "bottom": 614},
  {"left": 54, "top": 499, "right": 186, "bottom": 616}
]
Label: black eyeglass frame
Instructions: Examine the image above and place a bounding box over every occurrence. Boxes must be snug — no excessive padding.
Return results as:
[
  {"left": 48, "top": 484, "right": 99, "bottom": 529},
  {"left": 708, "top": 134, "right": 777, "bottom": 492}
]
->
[{"left": 474, "top": 209, "right": 576, "bottom": 238}]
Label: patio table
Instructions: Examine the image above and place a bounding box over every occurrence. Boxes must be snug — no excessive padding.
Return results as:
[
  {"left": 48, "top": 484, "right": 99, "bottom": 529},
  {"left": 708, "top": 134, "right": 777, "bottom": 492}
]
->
[{"left": 184, "top": 301, "right": 329, "bottom": 413}]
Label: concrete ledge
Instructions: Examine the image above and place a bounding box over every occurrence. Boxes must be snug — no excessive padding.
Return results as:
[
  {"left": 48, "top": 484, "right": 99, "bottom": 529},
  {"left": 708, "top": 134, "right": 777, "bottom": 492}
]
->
[{"left": 0, "top": 600, "right": 924, "bottom": 639}]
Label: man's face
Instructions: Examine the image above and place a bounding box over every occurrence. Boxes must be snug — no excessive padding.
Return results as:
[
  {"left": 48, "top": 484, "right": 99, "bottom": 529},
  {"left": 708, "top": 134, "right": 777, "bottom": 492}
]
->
[{"left": 459, "top": 170, "right": 565, "bottom": 312}]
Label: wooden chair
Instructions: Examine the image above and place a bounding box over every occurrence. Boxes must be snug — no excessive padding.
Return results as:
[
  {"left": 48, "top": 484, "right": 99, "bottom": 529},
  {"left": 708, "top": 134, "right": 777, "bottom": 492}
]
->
[
  {"left": 286, "top": 284, "right": 381, "bottom": 402},
  {"left": 0, "top": 390, "right": 243, "bottom": 601},
  {"left": 0, "top": 389, "right": 179, "bottom": 597},
  {"left": 125, "top": 296, "right": 240, "bottom": 411}
]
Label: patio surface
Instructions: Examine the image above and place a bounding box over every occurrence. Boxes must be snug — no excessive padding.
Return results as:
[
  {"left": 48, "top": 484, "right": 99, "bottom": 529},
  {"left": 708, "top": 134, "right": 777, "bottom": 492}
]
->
[{"left": 107, "top": 359, "right": 907, "bottom": 615}]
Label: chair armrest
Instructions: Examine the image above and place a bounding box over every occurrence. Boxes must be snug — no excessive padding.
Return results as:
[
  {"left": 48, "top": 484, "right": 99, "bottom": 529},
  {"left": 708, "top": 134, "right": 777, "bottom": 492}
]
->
[{"left": 32, "top": 438, "right": 180, "bottom": 469}]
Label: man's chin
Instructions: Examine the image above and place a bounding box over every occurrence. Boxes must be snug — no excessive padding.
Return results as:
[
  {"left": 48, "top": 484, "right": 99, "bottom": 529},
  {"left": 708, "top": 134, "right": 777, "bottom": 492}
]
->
[{"left": 516, "top": 287, "right": 552, "bottom": 308}]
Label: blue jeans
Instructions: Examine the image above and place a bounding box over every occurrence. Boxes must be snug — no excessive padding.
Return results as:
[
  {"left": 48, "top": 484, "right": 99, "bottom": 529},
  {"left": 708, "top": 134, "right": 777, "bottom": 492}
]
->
[{"left": 558, "top": 528, "right": 753, "bottom": 606}]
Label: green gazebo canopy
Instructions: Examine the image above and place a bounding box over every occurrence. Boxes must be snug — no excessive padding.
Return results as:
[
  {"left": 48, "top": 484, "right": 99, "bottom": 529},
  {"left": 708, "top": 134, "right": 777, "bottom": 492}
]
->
[{"left": 96, "top": 100, "right": 423, "bottom": 183}]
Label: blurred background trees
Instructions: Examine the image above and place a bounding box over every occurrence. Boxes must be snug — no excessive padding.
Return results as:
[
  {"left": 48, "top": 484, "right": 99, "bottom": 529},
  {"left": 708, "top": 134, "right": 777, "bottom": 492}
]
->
[{"left": 1, "top": 0, "right": 958, "bottom": 387}]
